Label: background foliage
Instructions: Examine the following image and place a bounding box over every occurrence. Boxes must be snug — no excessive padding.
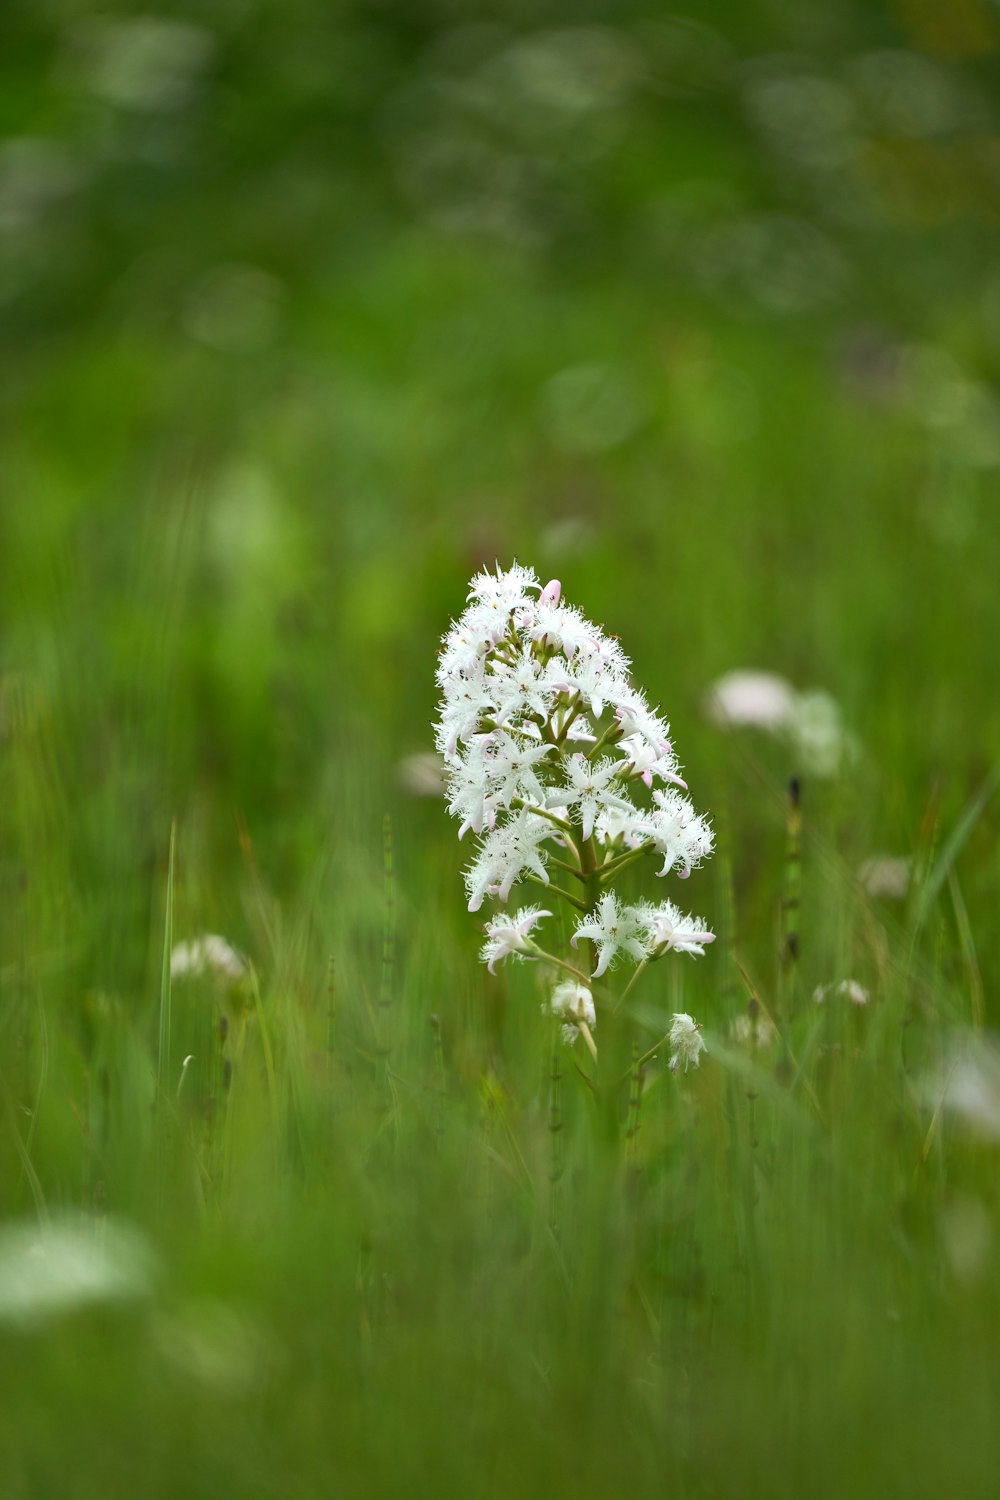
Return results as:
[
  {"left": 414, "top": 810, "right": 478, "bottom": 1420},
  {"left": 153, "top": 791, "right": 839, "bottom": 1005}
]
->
[{"left": 1, "top": 2, "right": 999, "bottom": 1496}]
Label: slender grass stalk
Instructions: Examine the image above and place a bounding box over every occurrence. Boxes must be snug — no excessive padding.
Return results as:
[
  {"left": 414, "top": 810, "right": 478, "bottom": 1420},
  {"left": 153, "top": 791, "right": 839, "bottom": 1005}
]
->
[
  {"left": 377, "top": 812, "right": 396, "bottom": 1092},
  {"left": 548, "top": 1033, "right": 563, "bottom": 1240},
  {"left": 948, "top": 870, "right": 984, "bottom": 1029},
  {"left": 157, "top": 818, "right": 176, "bottom": 1104},
  {"left": 912, "top": 758, "right": 999, "bottom": 935}
]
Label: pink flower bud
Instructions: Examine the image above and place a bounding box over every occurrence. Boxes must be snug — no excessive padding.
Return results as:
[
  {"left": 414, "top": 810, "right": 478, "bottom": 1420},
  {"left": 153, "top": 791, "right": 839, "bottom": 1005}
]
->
[{"left": 540, "top": 579, "right": 561, "bottom": 606}]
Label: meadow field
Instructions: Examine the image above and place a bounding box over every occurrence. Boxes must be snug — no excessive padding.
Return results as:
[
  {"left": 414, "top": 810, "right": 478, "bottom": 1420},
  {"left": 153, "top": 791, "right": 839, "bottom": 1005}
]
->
[{"left": 2, "top": 2, "right": 1000, "bottom": 1496}]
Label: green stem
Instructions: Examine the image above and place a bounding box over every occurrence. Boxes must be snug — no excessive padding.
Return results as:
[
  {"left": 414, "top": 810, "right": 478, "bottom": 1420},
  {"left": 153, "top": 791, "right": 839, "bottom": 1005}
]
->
[
  {"left": 524, "top": 876, "right": 588, "bottom": 913},
  {"left": 586, "top": 719, "right": 622, "bottom": 762},
  {"left": 529, "top": 947, "right": 593, "bottom": 986},
  {"left": 599, "top": 844, "right": 654, "bottom": 882},
  {"left": 613, "top": 956, "right": 650, "bottom": 1015},
  {"left": 556, "top": 698, "right": 584, "bottom": 747}
]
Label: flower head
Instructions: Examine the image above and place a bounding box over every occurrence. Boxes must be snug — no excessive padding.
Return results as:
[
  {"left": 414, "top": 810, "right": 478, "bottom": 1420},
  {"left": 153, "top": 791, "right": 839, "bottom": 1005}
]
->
[
  {"left": 170, "top": 934, "right": 247, "bottom": 986},
  {"left": 571, "top": 892, "right": 648, "bottom": 979},
  {"left": 641, "top": 900, "right": 715, "bottom": 958},
  {"left": 668, "top": 1013, "right": 706, "bottom": 1073},
  {"left": 435, "top": 563, "right": 716, "bottom": 1014},
  {"left": 480, "top": 905, "right": 551, "bottom": 974},
  {"left": 548, "top": 980, "right": 596, "bottom": 1046}
]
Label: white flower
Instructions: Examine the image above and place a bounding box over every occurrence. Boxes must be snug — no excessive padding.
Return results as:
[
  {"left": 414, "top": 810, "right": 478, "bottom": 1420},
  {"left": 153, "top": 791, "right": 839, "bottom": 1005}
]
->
[
  {"left": 445, "top": 739, "right": 499, "bottom": 839},
  {"left": 526, "top": 600, "right": 594, "bottom": 657},
  {"left": 548, "top": 980, "right": 596, "bottom": 1046},
  {"left": 464, "top": 807, "right": 552, "bottom": 913},
  {"left": 434, "top": 666, "right": 497, "bottom": 759},
  {"left": 648, "top": 788, "right": 714, "bottom": 879},
  {"left": 556, "top": 754, "right": 634, "bottom": 841},
  {"left": 468, "top": 561, "right": 540, "bottom": 614},
  {"left": 641, "top": 900, "right": 715, "bottom": 958},
  {"left": 488, "top": 647, "right": 560, "bottom": 726},
  {"left": 571, "top": 892, "right": 648, "bottom": 978},
  {"left": 170, "top": 934, "right": 247, "bottom": 985},
  {"left": 669, "top": 1013, "right": 706, "bottom": 1073},
  {"left": 565, "top": 651, "right": 623, "bottom": 719},
  {"left": 437, "top": 605, "right": 504, "bottom": 683},
  {"left": 611, "top": 687, "right": 671, "bottom": 755},
  {"left": 615, "top": 733, "right": 686, "bottom": 790},
  {"left": 436, "top": 564, "right": 715, "bottom": 956},
  {"left": 480, "top": 905, "right": 551, "bottom": 974}
]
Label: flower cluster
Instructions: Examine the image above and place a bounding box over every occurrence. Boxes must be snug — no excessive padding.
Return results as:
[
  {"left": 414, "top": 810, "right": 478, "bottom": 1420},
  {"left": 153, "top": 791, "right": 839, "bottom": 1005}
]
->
[{"left": 435, "top": 563, "right": 715, "bottom": 1057}]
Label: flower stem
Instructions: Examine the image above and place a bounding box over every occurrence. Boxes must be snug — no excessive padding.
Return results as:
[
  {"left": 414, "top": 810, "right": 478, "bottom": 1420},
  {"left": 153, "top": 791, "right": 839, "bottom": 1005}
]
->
[
  {"left": 613, "top": 956, "right": 650, "bottom": 1015},
  {"left": 599, "top": 844, "right": 654, "bottom": 882},
  {"left": 524, "top": 877, "right": 588, "bottom": 913},
  {"left": 530, "top": 947, "right": 593, "bottom": 985}
]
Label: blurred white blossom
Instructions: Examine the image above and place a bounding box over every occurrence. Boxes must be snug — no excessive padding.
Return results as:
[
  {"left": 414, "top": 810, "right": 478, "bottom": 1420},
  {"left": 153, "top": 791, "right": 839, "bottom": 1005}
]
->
[
  {"left": 63, "top": 17, "right": 213, "bottom": 112},
  {"left": 0, "top": 1217, "right": 157, "bottom": 1327},
  {"left": 705, "top": 670, "right": 796, "bottom": 729},
  {"left": 920, "top": 1036, "right": 1000, "bottom": 1142},
  {"left": 813, "top": 979, "right": 869, "bottom": 1006},
  {"left": 939, "top": 1196, "right": 993, "bottom": 1286},
  {"left": 154, "top": 1298, "right": 278, "bottom": 1395},
  {"left": 669, "top": 1013, "right": 706, "bottom": 1072},
  {"left": 548, "top": 979, "right": 596, "bottom": 1046},
  {"left": 706, "top": 670, "right": 857, "bottom": 777},
  {"left": 730, "top": 1011, "right": 778, "bottom": 1050},
  {"left": 170, "top": 934, "right": 247, "bottom": 986},
  {"left": 397, "top": 752, "right": 448, "bottom": 797},
  {"left": 857, "top": 855, "right": 911, "bottom": 899}
]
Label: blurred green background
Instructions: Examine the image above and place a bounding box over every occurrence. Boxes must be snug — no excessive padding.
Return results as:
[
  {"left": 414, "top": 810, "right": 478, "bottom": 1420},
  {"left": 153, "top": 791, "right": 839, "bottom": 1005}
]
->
[{"left": 2, "top": 2, "right": 1000, "bottom": 1496}]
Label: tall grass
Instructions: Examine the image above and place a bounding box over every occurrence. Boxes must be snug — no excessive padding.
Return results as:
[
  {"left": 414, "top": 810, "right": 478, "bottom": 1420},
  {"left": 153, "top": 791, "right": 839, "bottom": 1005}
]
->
[{"left": 1, "top": 680, "right": 997, "bottom": 1497}]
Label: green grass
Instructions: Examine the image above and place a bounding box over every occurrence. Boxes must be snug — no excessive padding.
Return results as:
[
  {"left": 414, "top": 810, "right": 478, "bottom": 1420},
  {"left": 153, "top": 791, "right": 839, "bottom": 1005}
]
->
[{"left": 2, "top": 2, "right": 1000, "bottom": 1495}]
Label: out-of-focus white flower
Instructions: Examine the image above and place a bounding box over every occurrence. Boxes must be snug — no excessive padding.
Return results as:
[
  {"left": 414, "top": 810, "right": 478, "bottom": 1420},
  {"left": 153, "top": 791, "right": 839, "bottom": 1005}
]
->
[
  {"left": 65, "top": 17, "right": 213, "bottom": 113},
  {"left": 705, "top": 670, "right": 858, "bottom": 779},
  {"left": 571, "top": 892, "right": 648, "bottom": 978},
  {"left": 812, "top": 979, "right": 870, "bottom": 1006},
  {"left": 920, "top": 1036, "right": 1000, "bottom": 1141},
  {"left": 939, "top": 1196, "right": 993, "bottom": 1286},
  {"left": 729, "top": 1012, "right": 778, "bottom": 1050},
  {"left": 705, "top": 670, "right": 796, "bottom": 729},
  {"left": 480, "top": 905, "right": 551, "bottom": 974},
  {"left": 857, "top": 855, "right": 910, "bottom": 899},
  {"left": 0, "top": 1217, "right": 158, "bottom": 1327},
  {"left": 154, "top": 1297, "right": 278, "bottom": 1394},
  {"left": 170, "top": 935, "right": 247, "bottom": 986},
  {"left": 788, "top": 689, "right": 856, "bottom": 778},
  {"left": 397, "top": 752, "right": 448, "bottom": 797},
  {"left": 669, "top": 1013, "right": 706, "bottom": 1073},
  {"left": 548, "top": 980, "right": 596, "bottom": 1046}
]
